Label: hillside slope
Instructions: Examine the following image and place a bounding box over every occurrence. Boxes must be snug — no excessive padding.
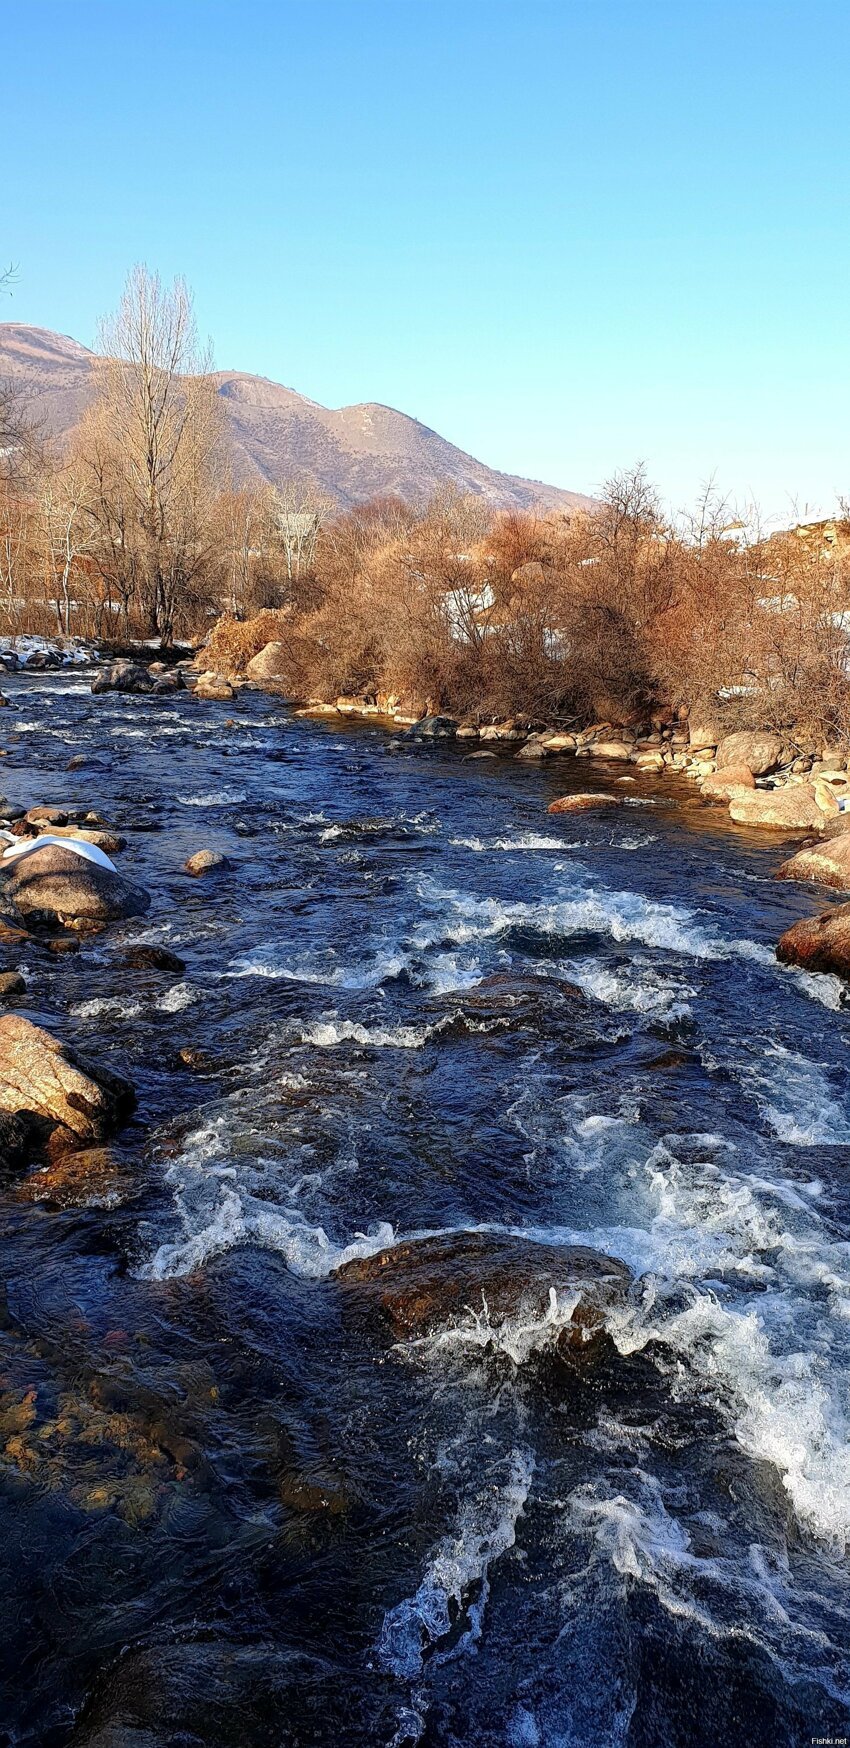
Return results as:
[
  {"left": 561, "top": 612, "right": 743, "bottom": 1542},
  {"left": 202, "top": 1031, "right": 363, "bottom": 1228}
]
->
[{"left": 0, "top": 323, "right": 592, "bottom": 513}]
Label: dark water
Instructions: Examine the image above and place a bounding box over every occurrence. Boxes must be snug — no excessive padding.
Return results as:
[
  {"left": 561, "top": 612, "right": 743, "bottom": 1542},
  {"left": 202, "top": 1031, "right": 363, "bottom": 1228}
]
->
[{"left": 1, "top": 672, "right": 849, "bottom": 1747}]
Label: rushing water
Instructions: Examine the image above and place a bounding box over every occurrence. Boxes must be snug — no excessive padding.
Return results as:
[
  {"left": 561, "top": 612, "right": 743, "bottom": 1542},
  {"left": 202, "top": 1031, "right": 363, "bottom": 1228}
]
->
[{"left": 1, "top": 671, "right": 849, "bottom": 1747}]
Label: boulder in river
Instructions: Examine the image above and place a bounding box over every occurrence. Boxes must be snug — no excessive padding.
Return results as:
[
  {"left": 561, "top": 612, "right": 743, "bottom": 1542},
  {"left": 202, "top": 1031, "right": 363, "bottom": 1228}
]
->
[
  {"left": 0, "top": 971, "right": 25, "bottom": 999},
  {"left": 405, "top": 715, "right": 458, "bottom": 739},
  {"left": 775, "top": 831, "right": 850, "bottom": 889},
  {"left": 193, "top": 673, "right": 236, "bottom": 701},
  {"left": 776, "top": 907, "right": 850, "bottom": 977},
  {"left": 728, "top": 785, "right": 826, "bottom": 830},
  {"left": 715, "top": 730, "right": 787, "bottom": 776},
  {"left": 1, "top": 843, "right": 150, "bottom": 927},
  {"left": 91, "top": 660, "right": 154, "bottom": 695},
  {"left": 0, "top": 1014, "right": 136, "bottom": 1150},
  {"left": 335, "top": 1229, "right": 631, "bottom": 1354},
  {"left": 184, "top": 849, "right": 230, "bottom": 876},
  {"left": 700, "top": 764, "right": 756, "bottom": 801},
  {"left": 548, "top": 792, "right": 622, "bottom": 812}
]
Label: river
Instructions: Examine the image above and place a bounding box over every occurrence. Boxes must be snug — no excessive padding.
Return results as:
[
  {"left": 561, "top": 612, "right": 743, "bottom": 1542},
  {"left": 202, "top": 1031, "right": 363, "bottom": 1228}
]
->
[{"left": 1, "top": 670, "right": 849, "bottom": 1746}]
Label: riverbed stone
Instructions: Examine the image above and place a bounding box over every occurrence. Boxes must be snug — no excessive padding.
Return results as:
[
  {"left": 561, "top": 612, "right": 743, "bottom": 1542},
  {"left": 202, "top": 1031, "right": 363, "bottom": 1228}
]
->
[
  {"left": 548, "top": 793, "right": 622, "bottom": 812},
  {"left": 184, "top": 849, "right": 230, "bottom": 876},
  {"left": 335, "top": 1229, "right": 631, "bottom": 1353},
  {"left": 587, "top": 740, "right": 633, "bottom": 759},
  {"left": 775, "top": 832, "right": 850, "bottom": 889},
  {"left": 0, "top": 972, "right": 25, "bottom": 999},
  {"left": 728, "top": 785, "right": 825, "bottom": 830},
  {"left": 715, "top": 730, "right": 786, "bottom": 776},
  {"left": 0, "top": 1015, "right": 135, "bottom": 1148},
  {"left": 700, "top": 764, "right": 756, "bottom": 801},
  {"left": 91, "top": 660, "right": 153, "bottom": 696},
  {"left": 194, "top": 673, "right": 236, "bottom": 701},
  {"left": 776, "top": 907, "right": 850, "bottom": 977},
  {"left": 405, "top": 715, "right": 458, "bottom": 739},
  {"left": 121, "top": 945, "right": 186, "bottom": 973},
  {"left": 1, "top": 843, "right": 151, "bottom": 927},
  {"left": 17, "top": 1145, "right": 130, "bottom": 1208}
]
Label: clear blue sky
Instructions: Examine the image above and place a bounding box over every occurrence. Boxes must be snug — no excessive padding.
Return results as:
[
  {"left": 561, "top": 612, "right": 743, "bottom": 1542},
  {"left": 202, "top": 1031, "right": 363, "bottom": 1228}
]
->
[{"left": 4, "top": 0, "right": 848, "bottom": 518}]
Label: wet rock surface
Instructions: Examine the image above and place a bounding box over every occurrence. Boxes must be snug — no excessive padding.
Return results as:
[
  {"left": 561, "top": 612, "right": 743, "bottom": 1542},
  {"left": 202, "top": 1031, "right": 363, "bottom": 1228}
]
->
[
  {"left": 335, "top": 1229, "right": 632, "bottom": 1348},
  {"left": 547, "top": 791, "right": 622, "bottom": 812},
  {"left": 0, "top": 1014, "right": 136, "bottom": 1149},
  {"left": 776, "top": 905, "right": 850, "bottom": 976}
]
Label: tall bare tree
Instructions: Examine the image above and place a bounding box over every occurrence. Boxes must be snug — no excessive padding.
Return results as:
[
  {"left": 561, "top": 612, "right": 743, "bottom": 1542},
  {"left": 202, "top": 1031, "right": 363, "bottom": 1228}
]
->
[{"left": 87, "top": 264, "right": 224, "bottom": 642}]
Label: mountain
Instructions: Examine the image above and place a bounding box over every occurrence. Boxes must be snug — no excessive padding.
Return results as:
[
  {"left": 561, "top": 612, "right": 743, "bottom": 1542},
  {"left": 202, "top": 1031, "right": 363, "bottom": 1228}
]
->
[{"left": 0, "top": 323, "right": 592, "bottom": 513}]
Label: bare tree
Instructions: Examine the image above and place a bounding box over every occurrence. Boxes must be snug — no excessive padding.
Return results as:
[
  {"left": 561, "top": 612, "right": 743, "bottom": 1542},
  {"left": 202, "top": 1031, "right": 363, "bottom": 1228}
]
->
[
  {"left": 270, "top": 477, "right": 332, "bottom": 586},
  {"left": 37, "top": 456, "right": 96, "bottom": 637},
  {"left": 88, "top": 264, "right": 224, "bottom": 641}
]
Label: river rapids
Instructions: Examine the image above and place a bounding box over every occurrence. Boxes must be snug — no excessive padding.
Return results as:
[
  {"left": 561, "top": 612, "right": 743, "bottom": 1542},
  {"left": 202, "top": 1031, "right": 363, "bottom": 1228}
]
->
[{"left": 1, "top": 672, "right": 849, "bottom": 1746}]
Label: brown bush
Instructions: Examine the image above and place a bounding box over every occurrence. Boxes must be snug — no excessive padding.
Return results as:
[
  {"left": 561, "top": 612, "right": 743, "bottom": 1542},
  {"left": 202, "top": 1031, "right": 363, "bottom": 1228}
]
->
[{"left": 201, "top": 609, "right": 293, "bottom": 676}]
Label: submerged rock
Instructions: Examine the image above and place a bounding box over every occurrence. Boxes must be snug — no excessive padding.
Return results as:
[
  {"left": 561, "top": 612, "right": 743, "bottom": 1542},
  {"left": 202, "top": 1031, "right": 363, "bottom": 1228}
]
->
[
  {"left": 121, "top": 945, "right": 186, "bottom": 973},
  {"left": 1, "top": 843, "right": 150, "bottom": 927},
  {"left": 0, "top": 1111, "right": 32, "bottom": 1170},
  {"left": 547, "top": 792, "right": 622, "bottom": 813},
  {"left": 335, "top": 1229, "right": 631, "bottom": 1352},
  {"left": 776, "top": 907, "right": 850, "bottom": 978},
  {"left": 18, "top": 1145, "right": 130, "bottom": 1208},
  {"left": 0, "top": 1015, "right": 135, "bottom": 1150}
]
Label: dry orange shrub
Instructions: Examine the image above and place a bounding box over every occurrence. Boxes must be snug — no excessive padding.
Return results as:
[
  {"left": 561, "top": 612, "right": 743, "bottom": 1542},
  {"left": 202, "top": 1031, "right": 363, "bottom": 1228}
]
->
[{"left": 201, "top": 608, "right": 292, "bottom": 675}]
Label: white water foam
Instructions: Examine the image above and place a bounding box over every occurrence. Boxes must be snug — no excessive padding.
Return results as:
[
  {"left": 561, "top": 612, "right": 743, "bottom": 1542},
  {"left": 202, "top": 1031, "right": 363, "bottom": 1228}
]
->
[
  {"left": 176, "top": 789, "right": 248, "bottom": 807},
  {"left": 377, "top": 1449, "right": 534, "bottom": 1678},
  {"left": 138, "top": 1112, "right": 394, "bottom": 1281},
  {"left": 449, "top": 834, "right": 567, "bottom": 852},
  {"left": 298, "top": 1017, "right": 436, "bottom": 1049},
  {"left": 564, "top": 956, "right": 694, "bottom": 1020},
  {"left": 737, "top": 1042, "right": 850, "bottom": 1145},
  {"left": 72, "top": 994, "right": 143, "bottom": 1021}
]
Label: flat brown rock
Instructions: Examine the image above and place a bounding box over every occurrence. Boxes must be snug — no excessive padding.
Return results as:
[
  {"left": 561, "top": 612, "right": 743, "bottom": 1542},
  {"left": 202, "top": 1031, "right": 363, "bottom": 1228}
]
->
[
  {"left": 335, "top": 1228, "right": 631, "bottom": 1351},
  {"left": 548, "top": 793, "right": 622, "bottom": 813},
  {"left": 728, "top": 786, "right": 825, "bottom": 831},
  {"left": 0, "top": 1015, "right": 135, "bottom": 1147},
  {"left": 776, "top": 907, "right": 850, "bottom": 977},
  {"left": 1, "top": 843, "right": 150, "bottom": 926}
]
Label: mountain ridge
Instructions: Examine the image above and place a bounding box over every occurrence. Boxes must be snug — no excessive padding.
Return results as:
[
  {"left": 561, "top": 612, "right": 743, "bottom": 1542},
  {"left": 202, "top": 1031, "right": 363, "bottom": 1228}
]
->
[{"left": 0, "top": 322, "right": 593, "bottom": 514}]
